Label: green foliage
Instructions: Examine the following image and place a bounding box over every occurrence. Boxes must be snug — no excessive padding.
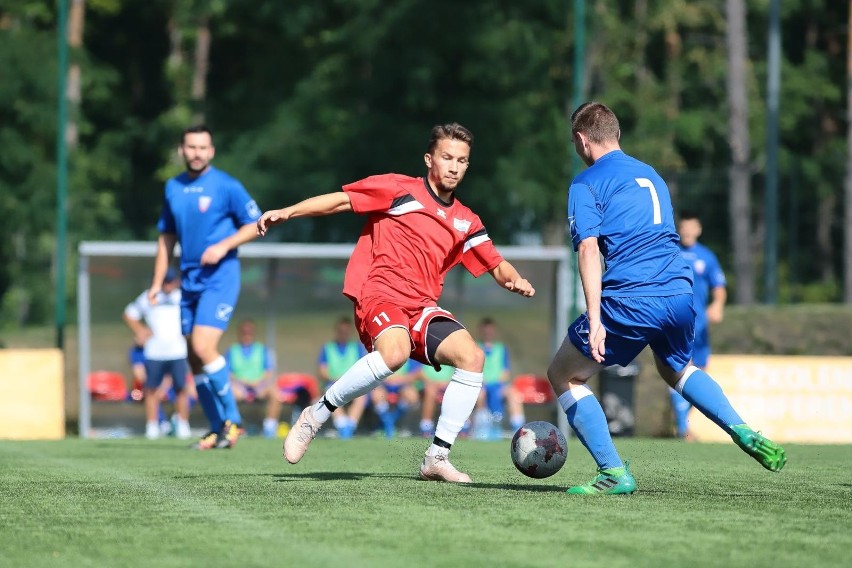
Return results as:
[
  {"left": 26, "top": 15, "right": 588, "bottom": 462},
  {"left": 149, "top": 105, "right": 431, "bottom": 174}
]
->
[{"left": 0, "top": 0, "right": 848, "bottom": 326}]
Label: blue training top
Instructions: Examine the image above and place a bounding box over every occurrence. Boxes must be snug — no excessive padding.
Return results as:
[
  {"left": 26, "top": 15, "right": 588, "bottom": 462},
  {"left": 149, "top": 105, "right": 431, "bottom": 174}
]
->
[
  {"left": 680, "top": 242, "right": 726, "bottom": 325},
  {"left": 568, "top": 150, "right": 692, "bottom": 297},
  {"left": 158, "top": 166, "right": 261, "bottom": 291}
]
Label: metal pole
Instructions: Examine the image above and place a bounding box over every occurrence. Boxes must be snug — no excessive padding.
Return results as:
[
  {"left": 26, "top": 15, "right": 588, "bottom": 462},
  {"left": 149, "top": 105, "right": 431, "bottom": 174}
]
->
[
  {"left": 77, "top": 254, "right": 91, "bottom": 438},
  {"left": 764, "top": 0, "right": 781, "bottom": 303},
  {"left": 557, "top": 0, "right": 587, "bottom": 438},
  {"left": 55, "top": 0, "right": 69, "bottom": 348},
  {"left": 569, "top": 0, "right": 587, "bottom": 321}
]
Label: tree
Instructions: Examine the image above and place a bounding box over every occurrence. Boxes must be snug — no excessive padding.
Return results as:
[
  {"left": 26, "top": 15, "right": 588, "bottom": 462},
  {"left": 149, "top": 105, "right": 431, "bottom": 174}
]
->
[{"left": 726, "top": 0, "right": 755, "bottom": 305}]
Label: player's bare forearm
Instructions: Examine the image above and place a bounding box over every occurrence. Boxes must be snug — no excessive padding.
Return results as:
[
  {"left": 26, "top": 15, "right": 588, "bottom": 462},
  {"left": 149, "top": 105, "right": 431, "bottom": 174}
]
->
[
  {"left": 577, "top": 237, "right": 602, "bottom": 321},
  {"left": 220, "top": 223, "right": 258, "bottom": 251},
  {"left": 257, "top": 192, "right": 352, "bottom": 236},
  {"left": 150, "top": 234, "right": 176, "bottom": 299},
  {"left": 707, "top": 286, "right": 727, "bottom": 323},
  {"left": 489, "top": 260, "right": 535, "bottom": 297}
]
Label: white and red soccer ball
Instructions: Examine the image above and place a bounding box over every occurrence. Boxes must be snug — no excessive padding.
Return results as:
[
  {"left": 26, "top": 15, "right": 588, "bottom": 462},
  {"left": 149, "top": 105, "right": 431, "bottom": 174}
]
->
[{"left": 510, "top": 421, "right": 568, "bottom": 479}]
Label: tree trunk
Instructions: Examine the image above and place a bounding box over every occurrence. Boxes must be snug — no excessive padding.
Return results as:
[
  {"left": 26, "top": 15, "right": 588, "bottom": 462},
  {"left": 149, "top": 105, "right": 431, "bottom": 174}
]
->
[
  {"left": 191, "top": 17, "right": 210, "bottom": 124},
  {"left": 65, "top": 0, "right": 85, "bottom": 149},
  {"left": 845, "top": 0, "right": 852, "bottom": 301},
  {"left": 725, "top": 0, "right": 754, "bottom": 304}
]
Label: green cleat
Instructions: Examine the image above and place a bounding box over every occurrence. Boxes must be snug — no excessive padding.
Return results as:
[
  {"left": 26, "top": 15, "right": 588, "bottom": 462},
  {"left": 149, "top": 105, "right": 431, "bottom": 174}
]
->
[
  {"left": 566, "top": 463, "right": 636, "bottom": 495},
  {"left": 729, "top": 424, "right": 787, "bottom": 472}
]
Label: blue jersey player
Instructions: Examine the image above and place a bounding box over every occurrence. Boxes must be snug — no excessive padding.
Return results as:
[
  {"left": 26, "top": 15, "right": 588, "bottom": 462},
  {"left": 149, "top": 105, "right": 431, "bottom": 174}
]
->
[
  {"left": 547, "top": 102, "right": 786, "bottom": 494},
  {"left": 149, "top": 125, "right": 262, "bottom": 450},
  {"left": 669, "top": 211, "right": 728, "bottom": 439}
]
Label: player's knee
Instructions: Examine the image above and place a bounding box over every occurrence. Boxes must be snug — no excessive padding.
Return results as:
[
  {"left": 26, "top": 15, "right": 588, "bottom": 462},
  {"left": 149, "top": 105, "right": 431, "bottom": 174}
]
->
[
  {"left": 375, "top": 344, "right": 410, "bottom": 372},
  {"left": 454, "top": 345, "right": 485, "bottom": 373}
]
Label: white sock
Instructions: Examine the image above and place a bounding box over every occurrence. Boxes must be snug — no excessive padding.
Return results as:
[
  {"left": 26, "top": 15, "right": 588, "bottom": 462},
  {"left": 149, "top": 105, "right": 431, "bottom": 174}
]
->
[
  {"left": 263, "top": 417, "right": 278, "bottom": 430},
  {"left": 434, "top": 369, "right": 483, "bottom": 446},
  {"left": 332, "top": 414, "right": 349, "bottom": 429},
  {"left": 324, "top": 352, "right": 393, "bottom": 409}
]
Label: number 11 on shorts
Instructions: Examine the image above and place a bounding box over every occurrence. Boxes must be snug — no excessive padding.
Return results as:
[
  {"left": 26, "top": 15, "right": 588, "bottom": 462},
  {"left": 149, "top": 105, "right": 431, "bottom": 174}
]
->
[{"left": 373, "top": 312, "right": 390, "bottom": 326}]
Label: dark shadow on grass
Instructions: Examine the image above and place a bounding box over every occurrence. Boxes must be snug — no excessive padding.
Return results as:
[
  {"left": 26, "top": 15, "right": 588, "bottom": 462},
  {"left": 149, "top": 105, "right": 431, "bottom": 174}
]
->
[
  {"left": 272, "top": 473, "right": 566, "bottom": 492},
  {"left": 272, "top": 471, "right": 414, "bottom": 482},
  {"left": 466, "top": 482, "right": 566, "bottom": 493},
  {"left": 93, "top": 442, "right": 191, "bottom": 451}
]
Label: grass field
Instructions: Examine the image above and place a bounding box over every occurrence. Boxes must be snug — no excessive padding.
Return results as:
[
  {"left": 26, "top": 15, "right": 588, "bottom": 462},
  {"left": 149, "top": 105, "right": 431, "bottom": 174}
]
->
[{"left": 1, "top": 437, "right": 849, "bottom": 568}]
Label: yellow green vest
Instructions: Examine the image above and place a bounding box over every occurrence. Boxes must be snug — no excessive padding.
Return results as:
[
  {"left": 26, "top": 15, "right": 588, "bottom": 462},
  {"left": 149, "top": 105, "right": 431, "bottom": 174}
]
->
[
  {"left": 229, "top": 343, "right": 266, "bottom": 384},
  {"left": 323, "top": 341, "right": 362, "bottom": 381},
  {"left": 480, "top": 342, "right": 508, "bottom": 384}
]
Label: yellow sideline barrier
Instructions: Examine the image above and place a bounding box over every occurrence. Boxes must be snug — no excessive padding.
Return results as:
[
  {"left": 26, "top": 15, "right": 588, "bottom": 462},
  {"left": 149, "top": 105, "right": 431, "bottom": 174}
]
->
[
  {"left": 0, "top": 349, "right": 65, "bottom": 440},
  {"left": 689, "top": 355, "right": 852, "bottom": 444}
]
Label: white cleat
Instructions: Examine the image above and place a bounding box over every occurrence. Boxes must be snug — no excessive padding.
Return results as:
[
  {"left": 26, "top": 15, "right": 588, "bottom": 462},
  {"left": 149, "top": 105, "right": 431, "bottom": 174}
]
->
[
  {"left": 283, "top": 406, "right": 323, "bottom": 464},
  {"left": 419, "top": 453, "right": 472, "bottom": 483}
]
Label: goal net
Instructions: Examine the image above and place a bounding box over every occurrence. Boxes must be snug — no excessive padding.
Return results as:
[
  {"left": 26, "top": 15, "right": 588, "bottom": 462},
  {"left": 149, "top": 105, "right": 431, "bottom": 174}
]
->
[{"left": 76, "top": 241, "right": 577, "bottom": 438}]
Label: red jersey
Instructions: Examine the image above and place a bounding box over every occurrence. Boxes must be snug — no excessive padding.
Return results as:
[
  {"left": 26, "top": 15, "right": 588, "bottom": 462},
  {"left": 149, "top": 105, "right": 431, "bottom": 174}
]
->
[{"left": 342, "top": 173, "right": 503, "bottom": 308}]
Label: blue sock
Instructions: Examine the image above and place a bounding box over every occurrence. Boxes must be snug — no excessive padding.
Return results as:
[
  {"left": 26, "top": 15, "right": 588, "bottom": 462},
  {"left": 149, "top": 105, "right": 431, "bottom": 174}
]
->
[
  {"left": 204, "top": 357, "right": 242, "bottom": 426},
  {"left": 668, "top": 387, "right": 692, "bottom": 438},
  {"left": 194, "top": 375, "right": 224, "bottom": 432},
  {"left": 677, "top": 368, "right": 743, "bottom": 434},
  {"left": 558, "top": 386, "right": 623, "bottom": 470}
]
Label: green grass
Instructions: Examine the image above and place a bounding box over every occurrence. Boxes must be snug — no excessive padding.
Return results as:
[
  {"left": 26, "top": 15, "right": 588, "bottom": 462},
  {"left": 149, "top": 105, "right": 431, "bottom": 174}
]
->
[{"left": 1, "top": 437, "right": 849, "bottom": 568}]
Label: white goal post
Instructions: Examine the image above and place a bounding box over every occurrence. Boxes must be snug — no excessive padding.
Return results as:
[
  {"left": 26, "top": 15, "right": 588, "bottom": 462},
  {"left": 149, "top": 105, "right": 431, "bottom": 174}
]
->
[{"left": 77, "top": 241, "right": 576, "bottom": 438}]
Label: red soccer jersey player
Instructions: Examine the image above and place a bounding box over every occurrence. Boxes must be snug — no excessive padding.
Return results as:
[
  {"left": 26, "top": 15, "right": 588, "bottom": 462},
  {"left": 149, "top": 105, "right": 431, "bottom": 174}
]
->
[{"left": 258, "top": 123, "right": 535, "bottom": 483}]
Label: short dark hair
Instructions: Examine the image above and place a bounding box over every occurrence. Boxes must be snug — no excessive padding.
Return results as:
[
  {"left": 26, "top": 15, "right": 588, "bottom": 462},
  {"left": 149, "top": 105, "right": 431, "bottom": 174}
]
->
[
  {"left": 479, "top": 317, "right": 495, "bottom": 327},
  {"left": 679, "top": 210, "right": 700, "bottom": 222},
  {"left": 571, "top": 102, "right": 620, "bottom": 144},
  {"left": 181, "top": 125, "right": 213, "bottom": 145},
  {"left": 336, "top": 316, "right": 352, "bottom": 326},
  {"left": 427, "top": 123, "right": 474, "bottom": 154}
]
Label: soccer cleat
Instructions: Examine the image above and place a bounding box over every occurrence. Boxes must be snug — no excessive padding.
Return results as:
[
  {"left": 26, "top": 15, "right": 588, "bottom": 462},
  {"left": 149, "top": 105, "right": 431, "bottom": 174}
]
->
[
  {"left": 729, "top": 424, "right": 787, "bottom": 472},
  {"left": 566, "top": 463, "right": 636, "bottom": 495},
  {"left": 214, "top": 421, "right": 242, "bottom": 449},
  {"left": 190, "top": 430, "right": 220, "bottom": 450},
  {"left": 419, "top": 453, "right": 472, "bottom": 483},
  {"left": 283, "top": 406, "right": 323, "bottom": 464}
]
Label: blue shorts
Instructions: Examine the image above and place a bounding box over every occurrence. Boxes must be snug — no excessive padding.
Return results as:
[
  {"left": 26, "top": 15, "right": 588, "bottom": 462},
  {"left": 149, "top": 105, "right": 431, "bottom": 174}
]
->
[
  {"left": 568, "top": 293, "right": 695, "bottom": 372},
  {"left": 180, "top": 261, "right": 241, "bottom": 335},
  {"left": 483, "top": 383, "right": 505, "bottom": 414},
  {"left": 144, "top": 359, "right": 188, "bottom": 390},
  {"left": 128, "top": 346, "right": 146, "bottom": 366}
]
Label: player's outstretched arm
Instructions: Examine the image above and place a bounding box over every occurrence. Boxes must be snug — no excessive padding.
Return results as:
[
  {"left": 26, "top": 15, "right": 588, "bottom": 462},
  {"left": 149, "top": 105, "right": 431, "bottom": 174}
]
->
[
  {"left": 149, "top": 233, "right": 177, "bottom": 303},
  {"left": 488, "top": 260, "right": 535, "bottom": 297},
  {"left": 257, "top": 192, "right": 353, "bottom": 236}
]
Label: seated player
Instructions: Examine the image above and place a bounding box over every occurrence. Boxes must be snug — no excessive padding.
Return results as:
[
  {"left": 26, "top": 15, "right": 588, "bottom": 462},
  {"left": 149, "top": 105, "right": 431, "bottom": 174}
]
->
[
  {"left": 472, "top": 317, "right": 526, "bottom": 439},
  {"left": 317, "top": 317, "right": 368, "bottom": 438},
  {"left": 227, "top": 319, "right": 281, "bottom": 438},
  {"left": 371, "top": 359, "right": 421, "bottom": 437}
]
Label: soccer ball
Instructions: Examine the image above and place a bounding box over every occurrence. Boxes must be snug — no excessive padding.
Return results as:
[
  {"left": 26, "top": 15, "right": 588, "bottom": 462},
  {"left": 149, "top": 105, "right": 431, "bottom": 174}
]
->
[{"left": 510, "top": 421, "right": 568, "bottom": 479}]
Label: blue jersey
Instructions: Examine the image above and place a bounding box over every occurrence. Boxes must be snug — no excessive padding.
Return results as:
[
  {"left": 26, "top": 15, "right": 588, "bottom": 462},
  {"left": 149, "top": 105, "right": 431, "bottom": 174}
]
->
[
  {"left": 158, "top": 166, "right": 261, "bottom": 291},
  {"left": 680, "top": 242, "right": 726, "bottom": 325},
  {"left": 568, "top": 150, "right": 692, "bottom": 297}
]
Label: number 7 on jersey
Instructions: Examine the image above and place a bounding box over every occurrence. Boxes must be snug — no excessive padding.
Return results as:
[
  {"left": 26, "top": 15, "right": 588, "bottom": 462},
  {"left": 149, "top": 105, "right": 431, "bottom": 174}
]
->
[{"left": 635, "top": 178, "right": 662, "bottom": 225}]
